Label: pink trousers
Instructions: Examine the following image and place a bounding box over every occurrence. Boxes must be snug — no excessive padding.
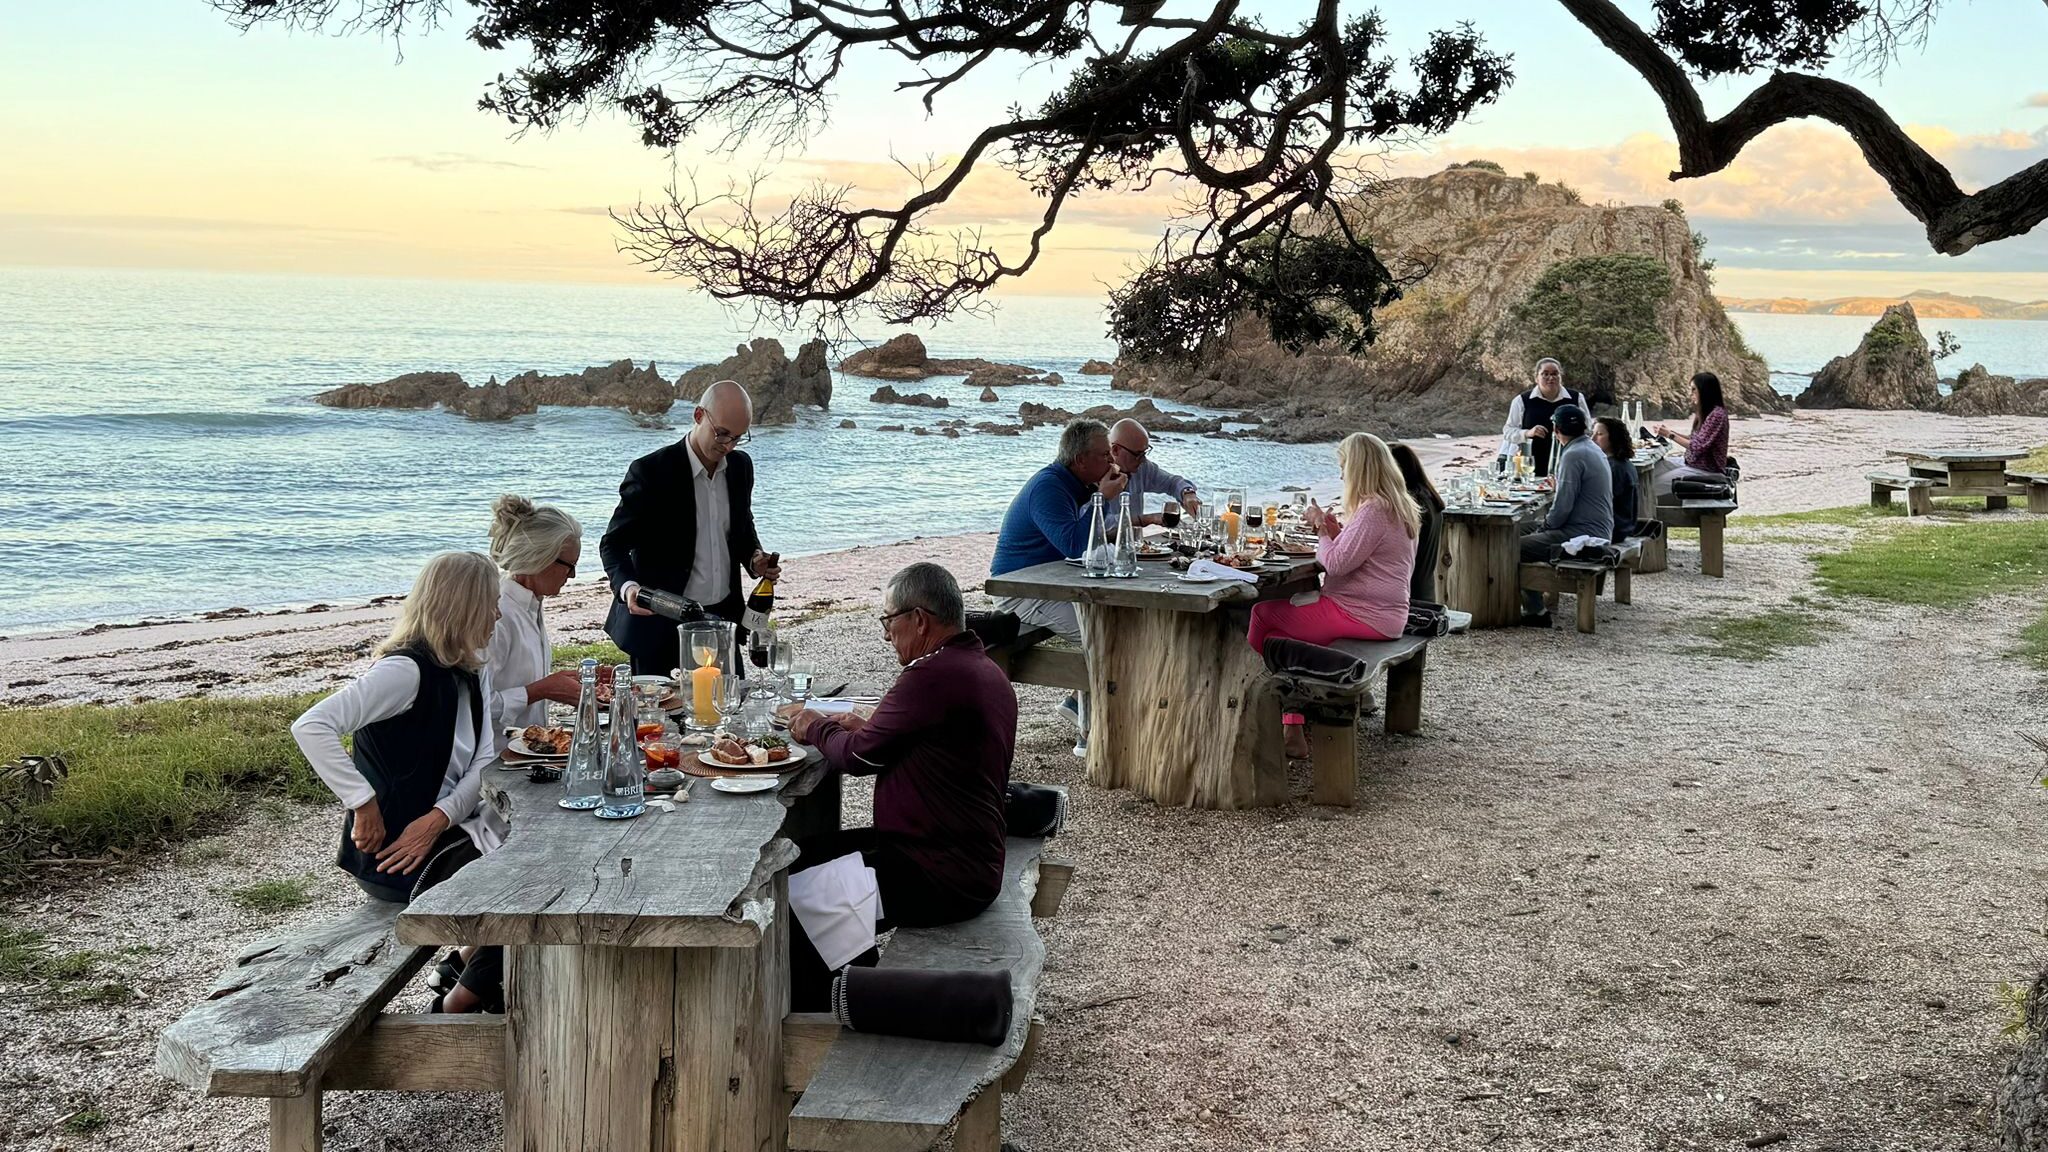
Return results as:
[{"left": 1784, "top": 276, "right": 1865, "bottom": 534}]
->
[{"left": 1249, "top": 596, "right": 1397, "bottom": 725}]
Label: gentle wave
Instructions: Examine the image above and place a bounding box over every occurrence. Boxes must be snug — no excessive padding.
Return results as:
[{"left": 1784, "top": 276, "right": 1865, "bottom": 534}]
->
[{"left": 0, "top": 410, "right": 314, "bottom": 434}]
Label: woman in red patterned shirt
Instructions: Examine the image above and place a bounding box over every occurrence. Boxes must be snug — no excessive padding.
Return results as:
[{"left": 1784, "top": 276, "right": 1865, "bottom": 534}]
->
[{"left": 1652, "top": 371, "right": 1731, "bottom": 495}]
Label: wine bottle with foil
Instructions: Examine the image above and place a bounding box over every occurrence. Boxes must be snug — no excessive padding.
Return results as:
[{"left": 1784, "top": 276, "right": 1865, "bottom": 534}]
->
[
  {"left": 1112, "top": 492, "right": 1138, "bottom": 577},
  {"left": 598, "top": 662, "right": 646, "bottom": 820},
  {"left": 1082, "top": 493, "right": 1110, "bottom": 577},
  {"left": 742, "top": 562, "right": 776, "bottom": 635},
  {"left": 559, "top": 659, "right": 605, "bottom": 811}
]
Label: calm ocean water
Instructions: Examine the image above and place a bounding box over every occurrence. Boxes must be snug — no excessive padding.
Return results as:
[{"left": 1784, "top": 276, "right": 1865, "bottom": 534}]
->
[{"left": 6, "top": 267, "right": 2047, "bottom": 633}]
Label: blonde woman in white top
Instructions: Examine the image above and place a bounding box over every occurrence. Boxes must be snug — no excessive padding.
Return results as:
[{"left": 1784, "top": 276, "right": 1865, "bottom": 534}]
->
[
  {"left": 484, "top": 494, "right": 584, "bottom": 754},
  {"left": 291, "top": 550, "right": 505, "bottom": 1011}
]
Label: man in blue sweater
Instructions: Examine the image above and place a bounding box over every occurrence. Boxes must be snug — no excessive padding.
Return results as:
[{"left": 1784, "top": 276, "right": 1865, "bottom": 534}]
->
[
  {"left": 991, "top": 419, "right": 1126, "bottom": 749},
  {"left": 1518, "top": 404, "right": 1614, "bottom": 626}
]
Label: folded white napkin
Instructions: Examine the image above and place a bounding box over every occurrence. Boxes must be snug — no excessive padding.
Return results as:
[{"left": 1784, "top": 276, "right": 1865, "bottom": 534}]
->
[
  {"left": 807, "top": 698, "right": 862, "bottom": 715},
  {"left": 788, "top": 853, "right": 883, "bottom": 970},
  {"left": 1186, "top": 557, "right": 1259, "bottom": 584},
  {"left": 1562, "top": 534, "right": 1610, "bottom": 555}
]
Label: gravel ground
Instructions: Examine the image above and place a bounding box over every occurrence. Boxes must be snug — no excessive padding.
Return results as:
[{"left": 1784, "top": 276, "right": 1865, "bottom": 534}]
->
[{"left": 6, "top": 422, "right": 2048, "bottom": 1151}]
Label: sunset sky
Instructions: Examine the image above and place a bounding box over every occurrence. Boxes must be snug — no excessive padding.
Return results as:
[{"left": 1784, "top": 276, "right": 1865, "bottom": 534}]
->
[{"left": 5, "top": 1, "right": 2048, "bottom": 302}]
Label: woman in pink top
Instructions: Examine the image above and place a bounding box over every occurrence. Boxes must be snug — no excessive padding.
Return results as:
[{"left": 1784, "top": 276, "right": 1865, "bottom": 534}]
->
[{"left": 1248, "top": 433, "right": 1420, "bottom": 758}]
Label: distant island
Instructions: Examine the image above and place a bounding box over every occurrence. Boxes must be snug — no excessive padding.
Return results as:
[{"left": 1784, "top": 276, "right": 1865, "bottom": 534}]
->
[{"left": 1717, "top": 289, "right": 2048, "bottom": 320}]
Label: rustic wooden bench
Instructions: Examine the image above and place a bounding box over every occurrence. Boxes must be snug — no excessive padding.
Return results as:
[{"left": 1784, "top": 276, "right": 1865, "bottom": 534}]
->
[
  {"left": 2011, "top": 470, "right": 2048, "bottom": 515},
  {"left": 787, "top": 835, "right": 1074, "bottom": 1152},
  {"left": 1611, "top": 537, "right": 1646, "bottom": 606},
  {"left": 1868, "top": 470, "right": 1936, "bottom": 516},
  {"left": 157, "top": 902, "right": 504, "bottom": 1150},
  {"left": 982, "top": 623, "right": 1087, "bottom": 692},
  {"left": 1518, "top": 554, "right": 1612, "bottom": 635},
  {"left": 1262, "top": 635, "right": 1429, "bottom": 807},
  {"left": 1656, "top": 497, "right": 1736, "bottom": 577}
]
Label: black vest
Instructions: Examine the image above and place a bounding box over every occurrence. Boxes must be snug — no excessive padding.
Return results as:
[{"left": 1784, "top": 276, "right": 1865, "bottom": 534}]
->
[
  {"left": 1519, "top": 388, "right": 1586, "bottom": 477},
  {"left": 334, "top": 646, "right": 482, "bottom": 888}
]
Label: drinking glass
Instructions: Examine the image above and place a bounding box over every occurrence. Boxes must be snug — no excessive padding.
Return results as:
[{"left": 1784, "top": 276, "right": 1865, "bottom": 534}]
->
[
  {"left": 1161, "top": 501, "right": 1182, "bottom": 531},
  {"left": 769, "top": 639, "right": 795, "bottom": 697},
  {"left": 788, "top": 660, "right": 816, "bottom": 702},
  {"left": 714, "top": 673, "right": 748, "bottom": 734}
]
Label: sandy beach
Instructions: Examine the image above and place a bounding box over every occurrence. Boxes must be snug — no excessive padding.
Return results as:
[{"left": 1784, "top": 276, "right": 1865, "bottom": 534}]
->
[{"left": 4, "top": 406, "right": 2048, "bottom": 1151}]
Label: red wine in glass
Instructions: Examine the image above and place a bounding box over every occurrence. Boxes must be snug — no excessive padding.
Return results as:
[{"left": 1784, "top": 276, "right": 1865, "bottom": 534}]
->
[{"left": 1160, "top": 508, "right": 1182, "bottom": 529}]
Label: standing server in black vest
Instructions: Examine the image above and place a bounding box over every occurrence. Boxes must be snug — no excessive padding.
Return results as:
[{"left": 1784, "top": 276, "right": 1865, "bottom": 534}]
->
[
  {"left": 292, "top": 550, "right": 507, "bottom": 1013},
  {"left": 601, "top": 378, "right": 785, "bottom": 674},
  {"left": 1498, "top": 358, "right": 1593, "bottom": 478}
]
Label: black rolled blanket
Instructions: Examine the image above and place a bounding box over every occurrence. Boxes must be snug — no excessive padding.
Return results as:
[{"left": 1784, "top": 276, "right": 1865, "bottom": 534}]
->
[{"left": 835, "top": 967, "right": 1013, "bottom": 1047}]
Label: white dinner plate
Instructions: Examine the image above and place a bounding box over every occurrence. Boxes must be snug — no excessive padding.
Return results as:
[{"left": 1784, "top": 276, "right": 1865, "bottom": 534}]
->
[
  {"left": 696, "top": 745, "right": 810, "bottom": 771},
  {"left": 508, "top": 736, "right": 570, "bottom": 759},
  {"left": 711, "top": 775, "right": 782, "bottom": 794}
]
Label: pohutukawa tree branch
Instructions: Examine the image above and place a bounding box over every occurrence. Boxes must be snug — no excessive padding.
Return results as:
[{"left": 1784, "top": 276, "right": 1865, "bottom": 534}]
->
[{"left": 1554, "top": 0, "right": 2048, "bottom": 255}]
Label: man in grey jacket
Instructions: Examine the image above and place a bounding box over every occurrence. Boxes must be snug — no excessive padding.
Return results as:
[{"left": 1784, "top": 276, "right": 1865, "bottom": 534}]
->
[
  {"left": 1518, "top": 404, "right": 1613, "bottom": 626},
  {"left": 1109, "top": 419, "right": 1201, "bottom": 523}
]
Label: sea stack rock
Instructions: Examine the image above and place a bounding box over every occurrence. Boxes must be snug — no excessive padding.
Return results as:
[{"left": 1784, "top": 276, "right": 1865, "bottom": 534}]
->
[
  {"left": 676, "top": 338, "right": 833, "bottom": 424},
  {"left": 840, "top": 333, "right": 934, "bottom": 380},
  {"left": 1797, "top": 302, "right": 1940, "bottom": 410},
  {"left": 1940, "top": 363, "right": 2048, "bottom": 417},
  {"left": 870, "top": 385, "right": 949, "bottom": 409},
  {"left": 501, "top": 359, "right": 674, "bottom": 415}
]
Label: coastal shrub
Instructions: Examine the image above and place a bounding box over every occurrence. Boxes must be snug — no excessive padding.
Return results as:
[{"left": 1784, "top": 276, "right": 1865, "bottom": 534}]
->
[
  {"left": 0, "top": 695, "right": 323, "bottom": 884},
  {"left": 1690, "top": 229, "right": 1717, "bottom": 281},
  {"left": 1558, "top": 182, "right": 1583, "bottom": 204},
  {"left": 1510, "top": 254, "right": 1673, "bottom": 394},
  {"left": 1661, "top": 198, "right": 1686, "bottom": 216},
  {"left": 1452, "top": 159, "right": 1505, "bottom": 173},
  {"left": 1861, "top": 309, "right": 1919, "bottom": 365},
  {"left": 1523, "top": 171, "right": 1540, "bottom": 184},
  {"left": 1932, "top": 330, "right": 1962, "bottom": 361}
]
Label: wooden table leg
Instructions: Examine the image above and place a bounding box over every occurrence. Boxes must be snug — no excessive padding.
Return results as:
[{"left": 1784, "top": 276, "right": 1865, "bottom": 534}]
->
[
  {"left": 1443, "top": 517, "right": 1522, "bottom": 628},
  {"left": 1081, "top": 604, "right": 1285, "bottom": 809},
  {"left": 506, "top": 875, "right": 790, "bottom": 1152}
]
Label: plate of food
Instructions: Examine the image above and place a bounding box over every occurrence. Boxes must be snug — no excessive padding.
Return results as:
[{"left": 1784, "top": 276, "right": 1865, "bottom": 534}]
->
[
  {"left": 509, "top": 725, "right": 572, "bottom": 759},
  {"left": 710, "top": 775, "right": 782, "bottom": 794},
  {"left": 694, "top": 733, "right": 807, "bottom": 774},
  {"left": 1134, "top": 542, "right": 1174, "bottom": 560}
]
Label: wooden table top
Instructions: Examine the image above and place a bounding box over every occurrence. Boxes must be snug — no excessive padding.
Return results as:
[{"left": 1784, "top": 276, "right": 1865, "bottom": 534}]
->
[
  {"left": 397, "top": 758, "right": 829, "bottom": 950},
  {"left": 1443, "top": 491, "right": 1551, "bottom": 524},
  {"left": 1890, "top": 447, "right": 2030, "bottom": 464},
  {"left": 984, "top": 554, "right": 1322, "bottom": 613}
]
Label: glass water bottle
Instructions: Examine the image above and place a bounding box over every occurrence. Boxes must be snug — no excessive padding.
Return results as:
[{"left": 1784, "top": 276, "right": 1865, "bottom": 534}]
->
[
  {"left": 1082, "top": 492, "right": 1111, "bottom": 577},
  {"left": 1111, "top": 492, "right": 1138, "bottom": 577},
  {"left": 560, "top": 658, "right": 605, "bottom": 811},
  {"left": 599, "top": 661, "right": 646, "bottom": 820}
]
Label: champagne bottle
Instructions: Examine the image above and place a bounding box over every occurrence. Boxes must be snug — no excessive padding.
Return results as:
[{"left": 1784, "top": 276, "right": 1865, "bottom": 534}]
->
[
  {"left": 559, "top": 659, "right": 605, "bottom": 811},
  {"left": 598, "top": 662, "right": 646, "bottom": 819}
]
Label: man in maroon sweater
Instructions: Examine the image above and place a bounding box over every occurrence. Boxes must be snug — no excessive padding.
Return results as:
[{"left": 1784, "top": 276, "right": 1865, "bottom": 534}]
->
[{"left": 785, "top": 562, "right": 1017, "bottom": 1008}]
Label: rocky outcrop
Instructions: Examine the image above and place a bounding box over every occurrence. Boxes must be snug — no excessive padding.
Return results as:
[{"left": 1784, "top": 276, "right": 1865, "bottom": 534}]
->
[
  {"left": 840, "top": 333, "right": 1051, "bottom": 382},
  {"left": 979, "top": 386, "right": 1000, "bottom": 402},
  {"left": 448, "top": 379, "right": 538, "bottom": 421},
  {"left": 1079, "top": 359, "right": 1116, "bottom": 375},
  {"left": 1999, "top": 966, "right": 2048, "bottom": 1150},
  {"left": 676, "top": 338, "right": 832, "bottom": 424},
  {"left": 1797, "top": 303, "right": 1940, "bottom": 410},
  {"left": 502, "top": 359, "right": 675, "bottom": 414},
  {"left": 1940, "top": 363, "right": 2048, "bottom": 417},
  {"left": 1111, "top": 166, "right": 1780, "bottom": 440},
  {"left": 314, "top": 371, "right": 468, "bottom": 411},
  {"left": 870, "top": 385, "right": 949, "bottom": 409},
  {"left": 1016, "top": 396, "right": 1224, "bottom": 434}
]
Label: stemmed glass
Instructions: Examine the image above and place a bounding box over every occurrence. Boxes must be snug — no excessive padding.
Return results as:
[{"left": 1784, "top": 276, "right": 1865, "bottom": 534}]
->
[
  {"left": 714, "top": 673, "right": 748, "bottom": 736},
  {"left": 769, "top": 639, "right": 795, "bottom": 699}
]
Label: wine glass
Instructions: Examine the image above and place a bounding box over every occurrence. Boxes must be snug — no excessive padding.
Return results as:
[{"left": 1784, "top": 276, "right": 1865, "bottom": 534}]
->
[
  {"left": 715, "top": 673, "right": 748, "bottom": 735},
  {"left": 769, "top": 639, "right": 795, "bottom": 698},
  {"left": 1161, "top": 501, "right": 1182, "bottom": 531}
]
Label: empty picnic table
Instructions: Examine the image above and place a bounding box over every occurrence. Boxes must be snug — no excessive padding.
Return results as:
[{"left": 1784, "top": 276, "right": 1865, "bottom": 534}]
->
[
  {"left": 984, "top": 555, "right": 1321, "bottom": 809},
  {"left": 397, "top": 757, "right": 839, "bottom": 1152},
  {"left": 1441, "top": 490, "right": 1551, "bottom": 628},
  {"left": 1889, "top": 447, "right": 2033, "bottom": 511}
]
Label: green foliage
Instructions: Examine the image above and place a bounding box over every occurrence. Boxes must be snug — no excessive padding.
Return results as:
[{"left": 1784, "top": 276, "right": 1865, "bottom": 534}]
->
[
  {"left": 0, "top": 926, "right": 134, "bottom": 1006},
  {"left": 553, "top": 640, "right": 629, "bottom": 669},
  {"left": 2001, "top": 981, "right": 2037, "bottom": 1043},
  {"left": 61, "top": 1108, "right": 110, "bottom": 1135},
  {"left": 0, "top": 695, "right": 324, "bottom": 883},
  {"left": 1860, "top": 309, "right": 1920, "bottom": 366},
  {"left": 1813, "top": 520, "right": 2048, "bottom": 607},
  {"left": 2019, "top": 609, "right": 2048, "bottom": 672},
  {"left": 1523, "top": 170, "right": 1540, "bottom": 184},
  {"left": 1689, "top": 229, "right": 1717, "bottom": 281},
  {"left": 1932, "top": 330, "right": 1962, "bottom": 361},
  {"left": 1108, "top": 231, "right": 1402, "bottom": 360},
  {"left": 1452, "top": 159, "right": 1505, "bottom": 173},
  {"left": 1511, "top": 254, "right": 1673, "bottom": 392},
  {"left": 1735, "top": 504, "right": 1904, "bottom": 529},
  {"left": 1661, "top": 198, "right": 1687, "bottom": 216},
  {"left": 1694, "top": 608, "right": 1838, "bottom": 662},
  {"left": 1558, "top": 182, "right": 1583, "bottom": 205},
  {"left": 231, "top": 875, "right": 318, "bottom": 914}
]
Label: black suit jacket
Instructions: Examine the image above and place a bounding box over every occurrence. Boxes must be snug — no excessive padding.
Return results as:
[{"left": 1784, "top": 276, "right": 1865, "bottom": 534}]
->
[{"left": 600, "top": 441, "right": 763, "bottom": 672}]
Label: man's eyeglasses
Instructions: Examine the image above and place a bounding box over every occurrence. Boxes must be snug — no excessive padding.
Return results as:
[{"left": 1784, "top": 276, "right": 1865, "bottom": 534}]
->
[
  {"left": 709, "top": 425, "right": 752, "bottom": 447},
  {"left": 1112, "top": 442, "right": 1148, "bottom": 462},
  {"left": 878, "top": 606, "right": 923, "bottom": 633}
]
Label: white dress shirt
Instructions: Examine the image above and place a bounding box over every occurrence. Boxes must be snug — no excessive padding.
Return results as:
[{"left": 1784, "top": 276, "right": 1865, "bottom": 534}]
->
[
  {"left": 1499, "top": 387, "right": 1594, "bottom": 457},
  {"left": 485, "top": 575, "right": 550, "bottom": 754},
  {"left": 291, "top": 656, "right": 505, "bottom": 853},
  {"left": 681, "top": 442, "right": 734, "bottom": 605}
]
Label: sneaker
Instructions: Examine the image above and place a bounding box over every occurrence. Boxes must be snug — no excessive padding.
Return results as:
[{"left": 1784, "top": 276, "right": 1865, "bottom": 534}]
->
[
  {"left": 1055, "top": 695, "right": 1081, "bottom": 731},
  {"left": 1072, "top": 736, "right": 1088, "bottom": 759},
  {"left": 1518, "top": 612, "right": 1554, "bottom": 628}
]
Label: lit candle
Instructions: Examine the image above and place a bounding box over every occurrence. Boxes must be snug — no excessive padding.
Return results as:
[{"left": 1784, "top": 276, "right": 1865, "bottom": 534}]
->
[{"left": 691, "top": 664, "right": 720, "bottom": 727}]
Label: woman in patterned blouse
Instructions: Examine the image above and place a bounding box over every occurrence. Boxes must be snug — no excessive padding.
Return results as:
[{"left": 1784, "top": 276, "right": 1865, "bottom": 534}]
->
[{"left": 1652, "top": 371, "right": 1731, "bottom": 495}]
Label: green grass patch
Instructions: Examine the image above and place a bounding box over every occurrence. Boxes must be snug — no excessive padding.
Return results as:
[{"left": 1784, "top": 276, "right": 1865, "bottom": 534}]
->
[
  {"left": 1812, "top": 519, "right": 2048, "bottom": 606},
  {"left": 2014, "top": 443, "right": 2048, "bottom": 476},
  {"left": 231, "top": 874, "right": 317, "bottom": 914},
  {"left": 2019, "top": 610, "right": 2048, "bottom": 673},
  {"left": 553, "top": 640, "right": 629, "bottom": 669},
  {"left": 0, "top": 926, "right": 134, "bottom": 1006},
  {"left": 1734, "top": 504, "right": 1905, "bottom": 528},
  {"left": 0, "top": 694, "right": 324, "bottom": 884},
  {"left": 61, "top": 1107, "right": 110, "bottom": 1135},
  {"left": 1695, "top": 607, "right": 1839, "bottom": 662}
]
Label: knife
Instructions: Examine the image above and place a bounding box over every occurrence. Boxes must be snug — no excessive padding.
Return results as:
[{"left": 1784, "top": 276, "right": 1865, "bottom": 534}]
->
[{"left": 818, "top": 681, "right": 849, "bottom": 699}]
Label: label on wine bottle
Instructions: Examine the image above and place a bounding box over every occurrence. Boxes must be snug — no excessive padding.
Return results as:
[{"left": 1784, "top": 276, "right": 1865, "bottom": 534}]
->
[{"left": 741, "top": 607, "right": 772, "bottom": 633}]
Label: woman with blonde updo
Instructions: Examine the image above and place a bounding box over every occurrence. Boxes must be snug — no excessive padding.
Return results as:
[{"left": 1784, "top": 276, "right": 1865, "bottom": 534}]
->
[
  {"left": 484, "top": 494, "right": 584, "bottom": 754},
  {"left": 1248, "top": 433, "right": 1419, "bottom": 759}
]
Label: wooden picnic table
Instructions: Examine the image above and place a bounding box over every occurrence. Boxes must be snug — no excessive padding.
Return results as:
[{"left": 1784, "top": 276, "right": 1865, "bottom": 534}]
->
[
  {"left": 1441, "top": 491, "right": 1550, "bottom": 628},
  {"left": 984, "top": 555, "right": 1321, "bottom": 809},
  {"left": 1889, "top": 446, "right": 2033, "bottom": 511},
  {"left": 399, "top": 752, "right": 841, "bottom": 1152}
]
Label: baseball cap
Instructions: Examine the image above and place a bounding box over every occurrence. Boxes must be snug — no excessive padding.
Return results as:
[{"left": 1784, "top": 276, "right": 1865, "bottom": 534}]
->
[{"left": 1551, "top": 405, "right": 1588, "bottom": 437}]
